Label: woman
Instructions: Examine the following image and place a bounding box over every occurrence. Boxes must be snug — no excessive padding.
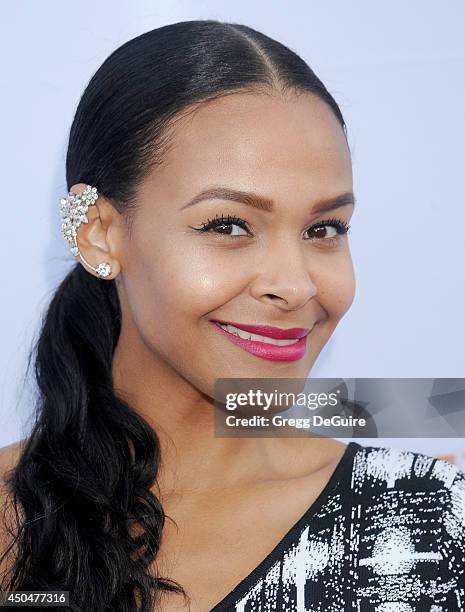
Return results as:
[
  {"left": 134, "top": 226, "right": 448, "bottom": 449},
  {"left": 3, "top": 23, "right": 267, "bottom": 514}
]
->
[{"left": 0, "top": 19, "right": 463, "bottom": 612}]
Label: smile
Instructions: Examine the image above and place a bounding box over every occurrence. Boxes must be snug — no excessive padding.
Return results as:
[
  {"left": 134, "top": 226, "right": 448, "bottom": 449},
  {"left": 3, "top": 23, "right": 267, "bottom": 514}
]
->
[{"left": 210, "top": 320, "right": 312, "bottom": 362}]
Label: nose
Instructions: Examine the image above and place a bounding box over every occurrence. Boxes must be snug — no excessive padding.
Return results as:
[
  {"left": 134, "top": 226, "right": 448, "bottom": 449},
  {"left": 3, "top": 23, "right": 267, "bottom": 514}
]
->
[{"left": 248, "top": 240, "right": 317, "bottom": 311}]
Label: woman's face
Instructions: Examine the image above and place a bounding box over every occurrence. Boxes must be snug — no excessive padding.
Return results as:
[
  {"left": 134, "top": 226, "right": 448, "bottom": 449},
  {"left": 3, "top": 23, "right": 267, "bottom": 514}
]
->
[{"left": 114, "top": 91, "right": 355, "bottom": 396}]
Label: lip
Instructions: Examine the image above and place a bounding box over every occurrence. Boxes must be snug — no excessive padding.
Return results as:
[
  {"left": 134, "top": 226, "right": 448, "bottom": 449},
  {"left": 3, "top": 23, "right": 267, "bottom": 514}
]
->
[
  {"left": 210, "top": 319, "right": 311, "bottom": 340},
  {"left": 210, "top": 320, "right": 313, "bottom": 362}
]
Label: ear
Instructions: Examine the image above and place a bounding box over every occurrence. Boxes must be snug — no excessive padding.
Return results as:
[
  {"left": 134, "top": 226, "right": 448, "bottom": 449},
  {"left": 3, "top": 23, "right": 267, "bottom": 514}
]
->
[{"left": 69, "top": 183, "right": 123, "bottom": 280}]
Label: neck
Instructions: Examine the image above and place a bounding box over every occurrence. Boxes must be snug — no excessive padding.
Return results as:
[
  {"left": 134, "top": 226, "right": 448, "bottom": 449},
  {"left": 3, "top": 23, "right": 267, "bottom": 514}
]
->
[{"left": 111, "top": 314, "right": 288, "bottom": 499}]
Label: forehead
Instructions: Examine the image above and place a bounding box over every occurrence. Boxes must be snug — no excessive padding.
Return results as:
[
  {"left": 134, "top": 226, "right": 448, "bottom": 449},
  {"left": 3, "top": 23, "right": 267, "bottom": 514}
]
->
[{"left": 143, "top": 91, "right": 352, "bottom": 201}]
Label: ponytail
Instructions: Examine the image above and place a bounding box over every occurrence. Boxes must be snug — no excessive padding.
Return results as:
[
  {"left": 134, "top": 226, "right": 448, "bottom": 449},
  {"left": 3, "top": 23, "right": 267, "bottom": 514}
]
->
[{"left": 1, "top": 264, "right": 188, "bottom": 610}]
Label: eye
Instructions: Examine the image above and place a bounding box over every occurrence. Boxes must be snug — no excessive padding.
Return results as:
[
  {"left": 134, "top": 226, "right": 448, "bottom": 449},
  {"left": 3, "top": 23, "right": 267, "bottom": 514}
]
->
[
  {"left": 305, "top": 218, "right": 351, "bottom": 246},
  {"left": 189, "top": 213, "right": 251, "bottom": 237}
]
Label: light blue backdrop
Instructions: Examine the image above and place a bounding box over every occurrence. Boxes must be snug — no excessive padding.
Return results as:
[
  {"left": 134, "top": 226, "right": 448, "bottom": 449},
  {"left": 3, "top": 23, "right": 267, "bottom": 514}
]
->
[{"left": 1, "top": 1, "right": 464, "bottom": 463}]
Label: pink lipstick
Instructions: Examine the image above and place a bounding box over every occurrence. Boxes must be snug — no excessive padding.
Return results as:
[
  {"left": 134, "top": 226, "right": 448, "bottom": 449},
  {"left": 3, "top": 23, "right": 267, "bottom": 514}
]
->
[{"left": 210, "top": 319, "right": 312, "bottom": 362}]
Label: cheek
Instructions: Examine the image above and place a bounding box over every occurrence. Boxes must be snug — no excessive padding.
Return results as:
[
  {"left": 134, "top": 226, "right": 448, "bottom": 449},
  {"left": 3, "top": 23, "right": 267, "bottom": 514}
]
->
[
  {"left": 148, "top": 245, "right": 248, "bottom": 320},
  {"left": 311, "top": 253, "right": 356, "bottom": 319}
]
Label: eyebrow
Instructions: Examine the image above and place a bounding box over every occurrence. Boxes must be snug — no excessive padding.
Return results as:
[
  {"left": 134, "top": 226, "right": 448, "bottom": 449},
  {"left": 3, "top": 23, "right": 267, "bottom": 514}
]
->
[{"left": 180, "top": 186, "right": 356, "bottom": 214}]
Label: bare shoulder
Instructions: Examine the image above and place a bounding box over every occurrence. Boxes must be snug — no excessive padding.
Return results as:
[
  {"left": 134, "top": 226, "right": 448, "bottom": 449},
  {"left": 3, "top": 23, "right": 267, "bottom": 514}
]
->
[
  {"left": 267, "top": 435, "right": 349, "bottom": 482},
  {"left": 0, "top": 439, "right": 27, "bottom": 482},
  {"left": 0, "top": 438, "right": 28, "bottom": 586}
]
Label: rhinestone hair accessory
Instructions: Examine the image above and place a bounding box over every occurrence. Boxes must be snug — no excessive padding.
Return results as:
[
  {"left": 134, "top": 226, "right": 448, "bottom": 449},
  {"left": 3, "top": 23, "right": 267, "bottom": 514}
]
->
[{"left": 59, "top": 184, "right": 112, "bottom": 278}]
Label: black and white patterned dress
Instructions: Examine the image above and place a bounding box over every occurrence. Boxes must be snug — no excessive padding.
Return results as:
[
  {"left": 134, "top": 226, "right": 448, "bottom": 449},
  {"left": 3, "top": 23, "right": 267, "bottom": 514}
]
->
[{"left": 210, "top": 441, "right": 465, "bottom": 612}]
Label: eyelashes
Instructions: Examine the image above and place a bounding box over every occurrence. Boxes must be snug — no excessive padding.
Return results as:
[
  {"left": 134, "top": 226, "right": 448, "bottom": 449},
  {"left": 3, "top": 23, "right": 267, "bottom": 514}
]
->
[
  {"left": 189, "top": 212, "right": 351, "bottom": 246},
  {"left": 193, "top": 214, "right": 250, "bottom": 235}
]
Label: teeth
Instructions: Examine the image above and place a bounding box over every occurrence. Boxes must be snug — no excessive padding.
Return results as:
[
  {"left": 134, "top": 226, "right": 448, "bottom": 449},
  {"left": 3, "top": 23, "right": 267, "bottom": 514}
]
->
[{"left": 219, "top": 324, "right": 301, "bottom": 346}]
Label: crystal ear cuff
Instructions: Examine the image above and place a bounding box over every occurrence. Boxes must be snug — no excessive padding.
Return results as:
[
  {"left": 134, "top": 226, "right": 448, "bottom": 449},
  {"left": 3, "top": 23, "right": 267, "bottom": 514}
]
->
[{"left": 59, "top": 184, "right": 112, "bottom": 278}]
